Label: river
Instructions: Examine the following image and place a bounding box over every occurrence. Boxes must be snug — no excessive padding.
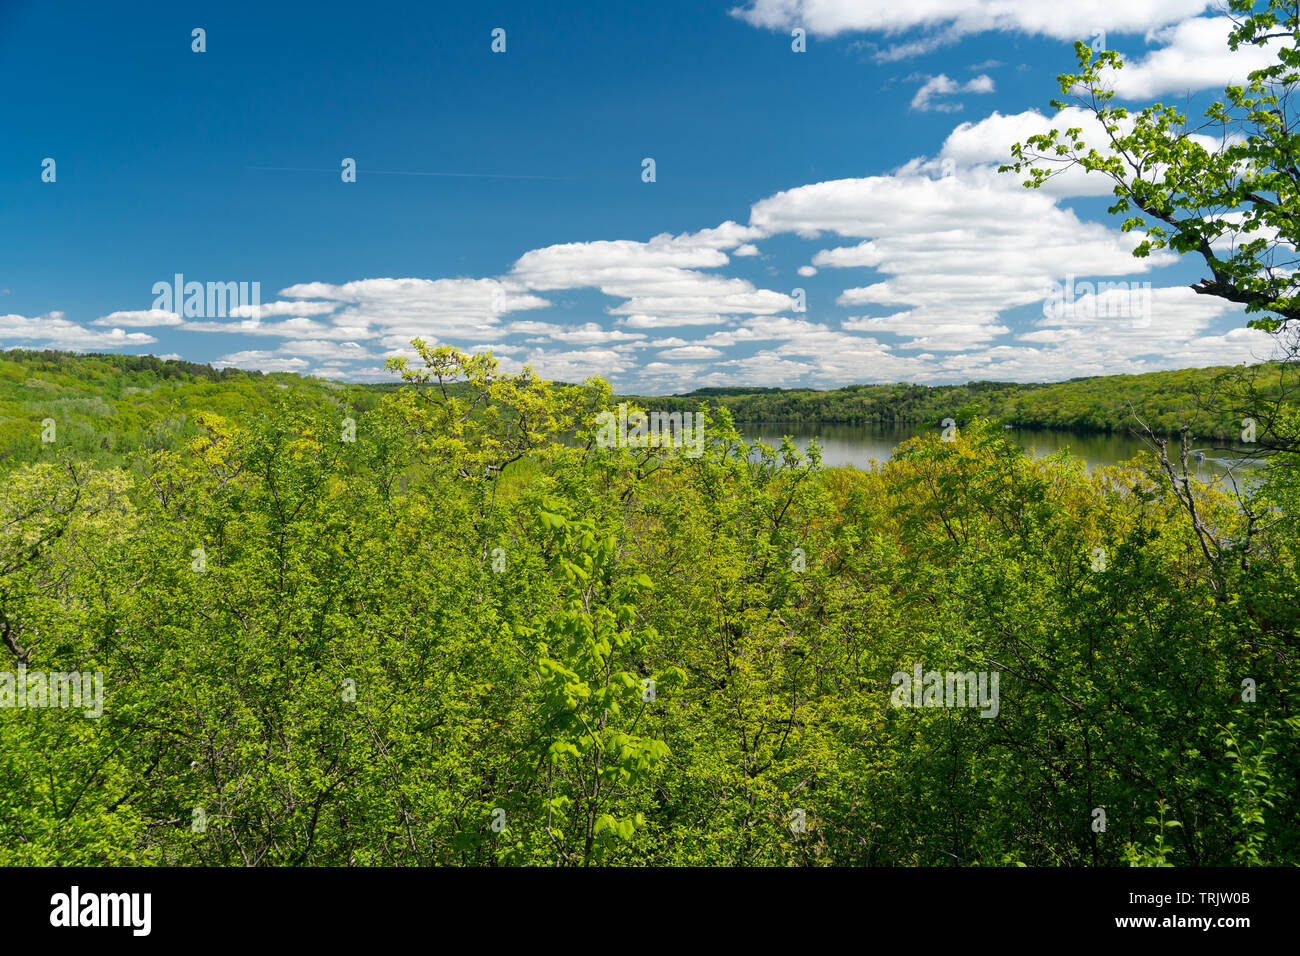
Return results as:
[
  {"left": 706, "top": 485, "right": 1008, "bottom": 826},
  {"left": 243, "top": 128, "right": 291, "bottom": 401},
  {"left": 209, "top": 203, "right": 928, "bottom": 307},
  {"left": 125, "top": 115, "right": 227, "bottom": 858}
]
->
[{"left": 736, "top": 422, "right": 1259, "bottom": 480}]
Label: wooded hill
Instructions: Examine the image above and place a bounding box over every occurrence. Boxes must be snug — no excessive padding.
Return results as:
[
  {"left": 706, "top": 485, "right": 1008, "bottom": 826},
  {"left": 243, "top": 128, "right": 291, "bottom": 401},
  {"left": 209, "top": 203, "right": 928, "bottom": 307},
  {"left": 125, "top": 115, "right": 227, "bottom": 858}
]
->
[
  {"left": 626, "top": 363, "right": 1289, "bottom": 441},
  {"left": 0, "top": 349, "right": 1283, "bottom": 469}
]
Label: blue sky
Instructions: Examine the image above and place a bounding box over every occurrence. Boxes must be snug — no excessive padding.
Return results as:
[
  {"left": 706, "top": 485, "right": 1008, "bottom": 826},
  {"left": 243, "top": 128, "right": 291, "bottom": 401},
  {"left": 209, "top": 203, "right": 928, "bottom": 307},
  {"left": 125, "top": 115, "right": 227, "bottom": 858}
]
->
[{"left": 0, "top": 0, "right": 1284, "bottom": 391}]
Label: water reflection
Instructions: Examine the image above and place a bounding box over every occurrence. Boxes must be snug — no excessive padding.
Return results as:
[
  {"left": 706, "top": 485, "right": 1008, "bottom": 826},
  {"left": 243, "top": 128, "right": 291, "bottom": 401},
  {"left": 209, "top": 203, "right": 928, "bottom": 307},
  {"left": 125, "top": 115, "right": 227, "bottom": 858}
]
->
[{"left": 737, "top": 422, "right": 1259, "bottom": 480}]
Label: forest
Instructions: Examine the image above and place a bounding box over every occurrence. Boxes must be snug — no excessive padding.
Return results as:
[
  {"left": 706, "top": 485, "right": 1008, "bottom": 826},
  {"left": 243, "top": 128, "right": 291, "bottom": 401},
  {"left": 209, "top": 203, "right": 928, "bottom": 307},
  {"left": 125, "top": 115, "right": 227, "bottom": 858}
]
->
[
  {"left": 1, "top": 342, "right": 1296, "bottom": 865},
  {"left": 629, "top": 362, "right": 1292, "bottom": 441},
  {"left": 0, "top": 349, "right": 1284, "bottom": 469}
]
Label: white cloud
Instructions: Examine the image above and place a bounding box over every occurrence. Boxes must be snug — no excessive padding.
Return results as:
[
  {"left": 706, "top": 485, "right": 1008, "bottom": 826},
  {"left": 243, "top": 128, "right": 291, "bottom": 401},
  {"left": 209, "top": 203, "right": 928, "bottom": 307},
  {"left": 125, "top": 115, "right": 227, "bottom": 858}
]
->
[
  {"left": 538, "top": 323, "right": 648, "bottom": 345},
  {"left": 306, "top": 366, "right": 351, "bottom": 380},
  {"left": 842, "top": 312, "right": 1011, "bottom": 351},
  {"left": 276, "top": 339, "right": 379, "bottom": 361},
  {"left": 277, "top": 277, "right": 550, "bottom": 343},
  {"left": 228, "top": 300, "right": 338, "bottom": 319},
  {"left": 1106, "top": 16, "right": 1279, "bottom": 98},
  {"left": 211, "top": 350, "right": 311, "bottom": 373},
  {"left": 659, "top": 345, "right": 725, "bottom": 360},
  {"left": 180, "top": 317, "right": 348, "bottom": 337},
  {"left": 940, "top": 107, "right": 1237, "bottom": 199},
  {"left": 730, "top": 1, "right": 1211, "bottom": 43},
  {"left": 91, "top": 309, "right": 182, "bottom": 327},
  {"left": 0, "top": 312, "right": 158, "bottom": 349},
  {"left": 755, "top": 167, "right": 1174, "bottom": 349},
  {"left": 511, "top": 346, "right": 640, "bottom": 382},
  {"left": 620, "top": 312, "right": 744, "bottom": 328},
  {"left": 940, "top": 109, "right": 1119, "bottom": 198},
  {"left": 508, "top": 223, "right": 785, "bottom": 329},
  {"left": 911, "top": 74, "right": 995, "bottom": 112}
]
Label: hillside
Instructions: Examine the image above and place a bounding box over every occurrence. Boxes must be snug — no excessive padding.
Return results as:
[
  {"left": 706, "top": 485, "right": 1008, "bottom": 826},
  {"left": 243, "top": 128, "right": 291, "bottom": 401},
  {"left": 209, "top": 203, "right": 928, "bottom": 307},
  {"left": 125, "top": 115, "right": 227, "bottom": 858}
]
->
[
  {"left": 0, "top": 350, "right": 376, "bottom": 467},
  {"left": 629, "top": 363, "right": 1288, "bottom": 441},
  {"left": 0, "top": 350, "right": 1283, "bottom": 469}
]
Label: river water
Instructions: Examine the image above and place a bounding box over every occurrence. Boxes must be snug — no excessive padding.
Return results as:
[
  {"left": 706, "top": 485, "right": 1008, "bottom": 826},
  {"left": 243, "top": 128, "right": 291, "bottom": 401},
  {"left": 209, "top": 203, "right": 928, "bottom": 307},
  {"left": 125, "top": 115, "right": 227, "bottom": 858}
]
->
[{"left": 737, "top": 422, "right": 1259, "bottom": 480}]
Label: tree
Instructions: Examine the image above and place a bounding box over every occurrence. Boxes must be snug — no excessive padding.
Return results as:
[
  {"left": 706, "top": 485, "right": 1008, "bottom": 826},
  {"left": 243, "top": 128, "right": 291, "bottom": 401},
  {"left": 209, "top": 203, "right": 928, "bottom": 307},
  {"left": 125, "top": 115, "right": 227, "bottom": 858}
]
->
[
  {"left": 1002, "top": 8, "right": 1300, "bottom": 862},
  {"left": 1005, "top": 1, "right": 1300, "bottom": 335},
  {"left": 1005, "top": 1, "right": 1300, "bottom": 455}
]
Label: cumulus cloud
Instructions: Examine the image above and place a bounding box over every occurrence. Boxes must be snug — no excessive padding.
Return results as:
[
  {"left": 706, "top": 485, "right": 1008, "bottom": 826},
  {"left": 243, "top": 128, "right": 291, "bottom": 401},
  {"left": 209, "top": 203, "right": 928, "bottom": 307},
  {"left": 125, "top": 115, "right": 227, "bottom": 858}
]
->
[
  {"left": 180, "top": 317, "right": 348, "bottom": 337},
  {"left": 659, "top": 345, "right": 725, "bottom": 360},
  {"left": 911, "top": 73, "right": 995, "bottom": 112},
  {"left": 733, "top": 2, "right": 1275, "bottom": 94},
  {"left": 939, "top": 107, "right": 1231, "bottom": 198},
  {"left": 730, "top": 0, "right": 1211, "bottom": 44},
  {"left": 91, "top": 309, "right": 182, "bottom": 327},
  {"left": 228, "top": 300, "right": 338, "bottom": 319},
  {"left": 507, "top": 222, "right": 786, "bottom": 330},
  {"left": 738, "top": 2, "right": 1268, "bottom": 95},
  {"left": 278, "top": 277, "right": 550, "bottom": 344},
  {"left": 511, "top": 346, "right": 640, "bottom": 383},
  {"left": 275, "top": 339, "right": 379, "bottom": 362},
  {"left": 536, "top": 323, "right": 648, "bottom": 345},
  {"left": 211, "top": 350, "right": 311, "bottom": 373},
  {"left": 1, "top": 312, "right": 158, "bottom": 349},
  {"left": 1106, "top": 16, "right": 1279, "bottom": 98},
  {"left": 756, "top": 165, "right": 1175, "bottom": 349}
]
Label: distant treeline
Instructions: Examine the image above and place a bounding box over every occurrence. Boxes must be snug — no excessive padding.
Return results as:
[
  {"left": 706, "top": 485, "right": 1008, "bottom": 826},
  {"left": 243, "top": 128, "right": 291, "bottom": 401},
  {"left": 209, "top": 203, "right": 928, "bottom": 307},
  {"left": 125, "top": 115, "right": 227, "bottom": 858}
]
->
[
  {"left": 622, "top": 363, "right": 1288, "bottom": 441},
  {"left": 0, "top": 350, "right": 1283, "bottom": 469},
  {"left": 0, "top": 349, "right": 374, "bottom": 466}
]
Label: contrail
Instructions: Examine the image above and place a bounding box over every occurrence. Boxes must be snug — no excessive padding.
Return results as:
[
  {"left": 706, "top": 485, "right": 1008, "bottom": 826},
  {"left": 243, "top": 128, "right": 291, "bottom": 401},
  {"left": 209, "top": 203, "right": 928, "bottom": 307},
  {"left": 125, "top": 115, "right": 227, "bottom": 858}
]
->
[{"left": 247, "top": 165, "right": 578, "bottom": 181}]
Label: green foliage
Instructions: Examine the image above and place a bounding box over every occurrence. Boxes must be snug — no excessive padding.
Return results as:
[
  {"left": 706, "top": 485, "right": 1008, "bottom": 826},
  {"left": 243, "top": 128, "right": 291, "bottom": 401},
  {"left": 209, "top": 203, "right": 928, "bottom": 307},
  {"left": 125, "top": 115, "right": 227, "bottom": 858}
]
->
[
  {"left": 623, "top": 363, "right": 1289, "bottom": 441},
  {"left": 0, "top": 346, "right": 1296, "bottom": 866},
  {"left": 1004, "top": 1, "right": 1300, "bottom": 333},
  {"left": 0, "top": 348, "right": 378, "bottom": 469}
]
